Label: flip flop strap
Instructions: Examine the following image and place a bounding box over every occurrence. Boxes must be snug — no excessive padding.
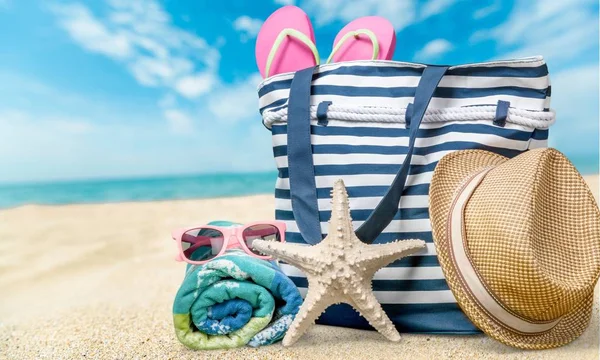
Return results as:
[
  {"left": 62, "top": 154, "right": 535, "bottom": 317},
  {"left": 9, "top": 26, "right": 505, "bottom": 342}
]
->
[
  {"left": 265, "top": 28, "right": 320, "bottom": 78},
  {"left": 326, "top": 28, "right": 380, "bottom": 64}
]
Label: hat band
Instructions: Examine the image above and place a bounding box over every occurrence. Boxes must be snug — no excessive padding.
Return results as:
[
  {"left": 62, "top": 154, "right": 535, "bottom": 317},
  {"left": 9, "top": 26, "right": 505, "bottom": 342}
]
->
[{"left": 448, "top": 168, "right": 562, "bottom": 334}]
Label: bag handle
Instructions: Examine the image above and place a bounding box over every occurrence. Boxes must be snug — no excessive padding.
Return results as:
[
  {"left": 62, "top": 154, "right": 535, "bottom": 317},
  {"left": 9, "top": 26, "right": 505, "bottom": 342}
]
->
[
  {"left": 287, "top": 66, "right": 322, "bottom": 244},
  {"left": 355, "top": 65, "right": 448, "bottom": 243},
  {"left": 286, "top": 65, "right": 449, "bottom": 245}
]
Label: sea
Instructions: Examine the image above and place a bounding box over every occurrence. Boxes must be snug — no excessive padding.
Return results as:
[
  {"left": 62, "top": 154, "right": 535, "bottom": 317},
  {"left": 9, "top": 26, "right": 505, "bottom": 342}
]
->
[
  {"left": 0, "top": 156, "right": 597, "bottom": 209},
  {"left": 0, "top": 172, "right": 278, "bottom": 209}
]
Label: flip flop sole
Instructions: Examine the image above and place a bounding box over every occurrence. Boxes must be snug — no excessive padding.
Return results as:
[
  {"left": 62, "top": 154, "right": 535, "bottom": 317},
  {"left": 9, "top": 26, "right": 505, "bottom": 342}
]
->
[
  {"left": 256, "top": 6, "right": 317, "bottom": 78},
  {"left": 331, "top": 16, "right": 396, "bottom": 62}
]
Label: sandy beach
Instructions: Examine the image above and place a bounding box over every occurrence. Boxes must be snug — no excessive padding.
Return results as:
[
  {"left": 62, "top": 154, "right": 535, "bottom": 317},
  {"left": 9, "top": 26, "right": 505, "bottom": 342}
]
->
[{"left": 1, "top": 175, "right": 598, "bottom": 360}]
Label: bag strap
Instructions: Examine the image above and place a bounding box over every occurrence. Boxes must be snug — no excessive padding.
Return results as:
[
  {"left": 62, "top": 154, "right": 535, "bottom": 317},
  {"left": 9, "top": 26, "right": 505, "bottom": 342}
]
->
[
  {"left": 287, "top": 66, "right": 322, "bottom": 244},
  {"left": 355, "top": 65, "right": 449, "bottom": 243},
  {"left": 286, "top": 65, "right": 449, "bottom": 245}
]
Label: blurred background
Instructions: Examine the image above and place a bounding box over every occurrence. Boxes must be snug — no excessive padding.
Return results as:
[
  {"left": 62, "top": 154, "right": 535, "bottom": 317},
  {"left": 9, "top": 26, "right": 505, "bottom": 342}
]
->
[{"left": 0, "top": 0, "right": 598, "bottom": 208}]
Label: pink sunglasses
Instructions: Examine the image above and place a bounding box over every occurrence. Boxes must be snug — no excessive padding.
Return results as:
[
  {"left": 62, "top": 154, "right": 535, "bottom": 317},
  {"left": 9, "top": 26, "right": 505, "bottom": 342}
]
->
[{"left": 171, "top": 221, "right": 286, "bottom": 265}]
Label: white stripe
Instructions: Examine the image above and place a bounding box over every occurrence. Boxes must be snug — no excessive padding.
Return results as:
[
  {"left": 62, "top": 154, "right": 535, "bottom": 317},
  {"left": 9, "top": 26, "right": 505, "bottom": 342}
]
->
[
  {"left": 297, "top": 287, "right": 457, "bottom": 304},
  {"left": 280, "top": 263, "right": 445, "bottom": 280},
  {"left": 275, "top": 195, "right": 429, "bottom": 211},
  {"left": 449, "top": 168, "right": 561, "bottom": 333},
  {"left": 308, "top": 74, "right": 549, "bottom": 90},
  {"left": 283, "top": 218, "right": 432, "bottom": 234},
  {"left": 528, "top": 138, "right": 548, "bottom": 149},
  {"left": 275, "top": 152, "right": 450, "bottom": 168},
  {"left": 285, "top": 118, "right": 537, "bottom": 132},
  {"left": 272, "top": 132, "right": 532, "bottom": 150},
  {"left": 543, "top": 95, "right": 551, "bottom": 110},
  {"left": 260, "top": 92, "right": 548, "bottom": 112},
  {"left": 269, "top": 116, "right": 539, "bottom": 132},
  {"left": 275, "top": 172, "right": 433, "bottom": 189}
]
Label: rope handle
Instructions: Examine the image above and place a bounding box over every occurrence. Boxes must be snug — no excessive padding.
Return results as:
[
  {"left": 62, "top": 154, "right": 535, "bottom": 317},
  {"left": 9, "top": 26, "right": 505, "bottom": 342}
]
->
[
  {"left": 265, "top": 28, "right": 321, "bottom": 78},
  {"left": 262, "top": 104, "right": 556, "bottom": 129},
  {"left": 326, "top": 29, "right": 380, "bottom": 64}
]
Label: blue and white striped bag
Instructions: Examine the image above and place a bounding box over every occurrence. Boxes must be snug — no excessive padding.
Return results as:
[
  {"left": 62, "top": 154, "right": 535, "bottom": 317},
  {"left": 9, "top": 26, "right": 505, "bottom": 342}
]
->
[{"left": 257, "top": 57, "right": 555, "bottom": 333}]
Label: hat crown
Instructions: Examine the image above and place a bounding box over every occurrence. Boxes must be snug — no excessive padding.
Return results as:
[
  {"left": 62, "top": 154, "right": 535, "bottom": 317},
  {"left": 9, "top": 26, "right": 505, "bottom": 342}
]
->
[{"left": 464, "top": 149, "right": 600, "bottom": 322}]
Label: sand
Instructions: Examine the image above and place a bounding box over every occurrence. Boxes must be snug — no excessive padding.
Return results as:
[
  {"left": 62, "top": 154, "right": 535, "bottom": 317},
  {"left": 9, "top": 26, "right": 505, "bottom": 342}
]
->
[{"left": 1, "top": 175, "right": 598, "bottom": 360}]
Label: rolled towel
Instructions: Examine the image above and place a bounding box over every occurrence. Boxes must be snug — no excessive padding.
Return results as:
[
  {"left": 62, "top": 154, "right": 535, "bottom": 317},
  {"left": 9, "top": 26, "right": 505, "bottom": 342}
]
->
[{"left": 173, "top": 249, "right": 302, "bottom": 349}]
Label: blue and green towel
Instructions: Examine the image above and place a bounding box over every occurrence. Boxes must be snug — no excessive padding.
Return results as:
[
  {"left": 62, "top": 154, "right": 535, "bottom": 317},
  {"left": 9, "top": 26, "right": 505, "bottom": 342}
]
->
[{"left": 172, "top": 222, "right": 302, "bottom": 350}]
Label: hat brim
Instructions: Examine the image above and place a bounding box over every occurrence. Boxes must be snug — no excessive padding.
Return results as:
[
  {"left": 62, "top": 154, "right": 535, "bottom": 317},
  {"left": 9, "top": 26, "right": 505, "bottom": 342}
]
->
[{"left": 429, "top": 149, "right": 594, "bottom": 349}]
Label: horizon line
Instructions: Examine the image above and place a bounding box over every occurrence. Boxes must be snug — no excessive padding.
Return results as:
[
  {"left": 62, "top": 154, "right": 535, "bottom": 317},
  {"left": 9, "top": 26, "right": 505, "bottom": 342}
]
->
[{"left": 0, "top": 170, "right": 279, "bottom": 188}]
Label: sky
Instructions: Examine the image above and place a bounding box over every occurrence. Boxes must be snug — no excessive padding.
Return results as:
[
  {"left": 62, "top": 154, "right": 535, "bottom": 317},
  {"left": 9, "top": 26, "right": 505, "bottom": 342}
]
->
[{"left": 0, "top": 0, "right": 598, "bottom": 183}]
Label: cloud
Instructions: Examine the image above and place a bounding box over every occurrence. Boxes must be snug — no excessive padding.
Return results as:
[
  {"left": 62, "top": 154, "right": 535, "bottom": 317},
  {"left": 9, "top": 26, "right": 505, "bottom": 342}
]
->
[
  {"left": 50, "top": 0, "right": 220, "bottom": 99},
  {"left": 0, "top": 110, "right": 95, "bottom": 135},
  {"left": 207, "top": 73, "right": 263, "bottom": 123},
  {"left": 158, "top": 94, "right": 178, "bottom": 109},
  {"left": 470, "top": 0, "right": 597, "bottom": 67},
  {"left": 472, "top": 1, "right": 500, "bottom": 19},
  {"left": 0, "top": 3, "right": 278, "bottom": 183},
  {"left": 302, "top": 0, "right": 416, "bottom": 30},
  {"left": 498, "top": 21, "right": 598, "bottom": 65},
  {"left": 302, "top": 0, "right": 458, "bottom": 29},
  {"left": 164, "top": 109, "right": 194, "bottom": 134},
  {"left": 274, "top": 0, "right": 295, "bottom": 5},
  {"left": 233, "top": 16, "right": 263, "bottom": 42},
  {"left": 0, "top": 109, "right": 103, "bottom": 182},
  {"left": 0, "top": 104, "right": 273, "bottom": 183},
  {"left": 414, "top": 39, "right": 453, "bottom": 61},
  {"left": 420, "top": 0, "right": 457, "bottom": 19},
  {"left": 51, "top": 3, "right": 132, "bottom": 59},
  {"left": 174, "top": 73, "right": 217, "bottom": 99}
]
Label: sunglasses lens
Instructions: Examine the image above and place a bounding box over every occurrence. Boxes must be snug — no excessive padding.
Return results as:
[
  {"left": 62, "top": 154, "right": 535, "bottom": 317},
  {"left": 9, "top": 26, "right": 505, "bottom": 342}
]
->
[
  {"left": 181, "top": 228, "right": 224, "bottom": 262},
  {"left": 242, "top": 224, "right": 281, "bottom": 256}
]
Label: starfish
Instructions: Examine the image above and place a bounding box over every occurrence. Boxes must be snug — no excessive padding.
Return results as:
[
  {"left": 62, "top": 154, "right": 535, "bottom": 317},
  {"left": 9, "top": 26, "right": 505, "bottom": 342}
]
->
[{"left": 253, "top": 179, "right": 426, "bottom": 346}]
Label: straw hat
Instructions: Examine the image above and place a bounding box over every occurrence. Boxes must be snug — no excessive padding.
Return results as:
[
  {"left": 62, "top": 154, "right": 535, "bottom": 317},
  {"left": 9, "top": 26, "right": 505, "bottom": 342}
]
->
[{"left": 429, "top": 148, "right": 600, "bottom": 349}]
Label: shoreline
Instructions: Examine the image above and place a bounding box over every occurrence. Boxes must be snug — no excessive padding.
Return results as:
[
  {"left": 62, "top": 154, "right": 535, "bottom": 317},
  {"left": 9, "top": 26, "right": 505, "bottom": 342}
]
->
[{"left": 0, "top": 193, "right": 274, "bottom": 212}]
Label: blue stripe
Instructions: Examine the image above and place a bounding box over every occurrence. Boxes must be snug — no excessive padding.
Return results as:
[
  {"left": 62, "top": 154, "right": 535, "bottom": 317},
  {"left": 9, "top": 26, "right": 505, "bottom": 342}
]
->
[
  {"left": 303, "top": 85, "right": 547, "bottom": 100},
  {"left": 271, "top": 122, "right": 536, "bottom": 141},
  {"left": 315, "top": 303, "right": 480, "bottom": 333},
  {"left": 278, "top": 162, "right": 438, "bottom": 179},
  {"left": 269, "top": 103, "right": 288, "bottom": 113},
  {"left": 275, "top": 183, "right": 430, "bottom": 199},
  {"left": 319, "top": 63, "right": 547, "bottom": 79},
  {"left": 259, "top": 98, "right": 287, "bottom": 114},
  {"left": 258, "top": 64, "right": 549, "bottom": 98},
  {"left": 289, "top": 277, "right": 450, "bottom": 292},
  {"left": 276, "top": 207, "right": 430, "bottom": 222},
  {"left": 532, "top": 128, "right": 549, "bottom": 140},
  {"left": 284, "top": 231, "right": 434, "bottom": 245},
  {"left": 273, "top": 142, "right": 523, "bottom": 158},
  {"left": 282, "top": 251, "right": 439, "bottom": 267},
  {"left": 447, "top": 64, "right": 548, "bottom": 78}
]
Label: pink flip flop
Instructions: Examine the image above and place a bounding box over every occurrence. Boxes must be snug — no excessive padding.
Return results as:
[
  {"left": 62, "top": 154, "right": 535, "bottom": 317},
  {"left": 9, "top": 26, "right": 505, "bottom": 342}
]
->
[
  {"left": 327, "top": 16, "right": 396, "bottom": 63},
  {"left": 255, "top": 6, "right": 320, "bottom": 78}
]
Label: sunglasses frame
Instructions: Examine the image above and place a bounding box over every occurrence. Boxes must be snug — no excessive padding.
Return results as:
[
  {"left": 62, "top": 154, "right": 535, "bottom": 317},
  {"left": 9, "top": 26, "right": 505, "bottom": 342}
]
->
[{"left": 171, "top": 221, "right": 286, "bottom": 265}]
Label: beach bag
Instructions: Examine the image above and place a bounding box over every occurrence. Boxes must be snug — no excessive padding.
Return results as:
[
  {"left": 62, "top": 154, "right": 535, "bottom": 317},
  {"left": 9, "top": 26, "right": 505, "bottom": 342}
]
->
[{"left": 257, "top": 57, "right": 555, "bottom": 333}]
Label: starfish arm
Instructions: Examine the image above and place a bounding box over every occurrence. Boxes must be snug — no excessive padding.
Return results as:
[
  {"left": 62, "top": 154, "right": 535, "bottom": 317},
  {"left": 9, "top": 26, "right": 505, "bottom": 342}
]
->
[
  {"left": 251, "top": 240, "right": 320, "bottom": 271},
  {"left": 355, "top": 239, "right": 426, "bottom": 273},
  {"left": 347, "top": 286, "right": 401, "bottom": 342},
  {"left": 325, "top": 179, "right": 355, "bottom": 239},
  {"left": 283, "top": 279, "right": 333, "bottom": 347}
]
